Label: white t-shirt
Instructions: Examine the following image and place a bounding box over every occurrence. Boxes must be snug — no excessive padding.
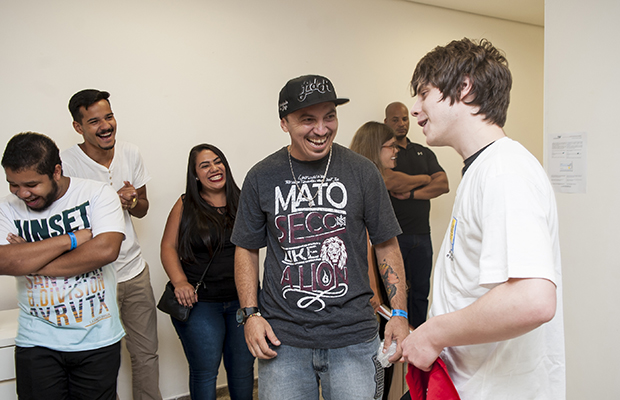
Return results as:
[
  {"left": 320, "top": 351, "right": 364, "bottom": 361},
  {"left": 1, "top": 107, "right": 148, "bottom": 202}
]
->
[
  {"left": 431, "top": 137, "right": 565, "bottom": 399},
  {"left": 0, "top": 177, "right": 126, "bottom": 351},
  {"left": 62, "top": 141, "right": 151, "bottom": 282}
]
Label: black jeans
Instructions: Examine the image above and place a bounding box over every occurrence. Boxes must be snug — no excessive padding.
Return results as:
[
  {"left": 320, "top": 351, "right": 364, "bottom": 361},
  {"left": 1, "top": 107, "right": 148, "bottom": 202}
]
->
[{"left": 15, "top": 341, "right": 121, "bottom": 400}]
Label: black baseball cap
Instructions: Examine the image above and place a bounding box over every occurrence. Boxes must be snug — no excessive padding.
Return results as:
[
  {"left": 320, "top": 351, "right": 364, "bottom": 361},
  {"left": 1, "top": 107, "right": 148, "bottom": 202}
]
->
[{"left": 278, "top": 75, "right": 349, "bottom": 119}]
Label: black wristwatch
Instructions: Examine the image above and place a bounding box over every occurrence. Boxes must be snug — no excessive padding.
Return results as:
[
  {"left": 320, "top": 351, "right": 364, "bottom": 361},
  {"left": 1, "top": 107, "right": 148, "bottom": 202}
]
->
[{"left": 236, "top": 307, "right": 261, "bottom": 325}]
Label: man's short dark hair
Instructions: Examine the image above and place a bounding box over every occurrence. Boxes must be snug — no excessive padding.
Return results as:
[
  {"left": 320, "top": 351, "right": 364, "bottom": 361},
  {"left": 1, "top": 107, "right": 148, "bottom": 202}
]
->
[
  {"left": 1, "top": 132, "right": 62, "bottom": 179},
  {"left": 68, "top": 89, "right": 111, "bottom": 123},
  {"left": 411, "top": 38, "right": 512, "bottom": 127}
]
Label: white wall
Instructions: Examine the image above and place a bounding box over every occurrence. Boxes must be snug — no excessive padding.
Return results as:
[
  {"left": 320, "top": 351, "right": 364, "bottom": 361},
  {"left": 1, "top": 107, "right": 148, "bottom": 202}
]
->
[
  {"left": 546, "top": 0, "right": 620, "bottom": 398},
  {"left": 0, "top": 0, "right": 543, "bottom": 398}
]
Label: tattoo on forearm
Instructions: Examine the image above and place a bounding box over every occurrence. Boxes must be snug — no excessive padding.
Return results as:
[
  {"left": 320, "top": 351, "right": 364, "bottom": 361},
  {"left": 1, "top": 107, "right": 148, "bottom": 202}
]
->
[{"left": 378, "top": 259, "right": 400, "bottom": 302}]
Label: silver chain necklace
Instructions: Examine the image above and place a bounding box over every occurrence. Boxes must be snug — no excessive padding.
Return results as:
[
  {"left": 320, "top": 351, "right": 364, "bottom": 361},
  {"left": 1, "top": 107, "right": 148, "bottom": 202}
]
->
[{"left": 288, "top": 145, "right": 333, "bottom": 207}]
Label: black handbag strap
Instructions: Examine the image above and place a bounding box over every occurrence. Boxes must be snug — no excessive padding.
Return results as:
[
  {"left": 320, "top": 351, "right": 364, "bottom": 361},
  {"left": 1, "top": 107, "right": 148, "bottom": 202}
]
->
[{"left": 193, "top": 244, "right": 221, "bottom": 294}]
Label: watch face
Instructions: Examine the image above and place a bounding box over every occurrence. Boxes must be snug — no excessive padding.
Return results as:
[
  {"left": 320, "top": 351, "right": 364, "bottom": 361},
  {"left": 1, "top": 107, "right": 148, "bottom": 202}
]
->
[{"left": 236, "top": 308, "right": 245, "bottom": 324}]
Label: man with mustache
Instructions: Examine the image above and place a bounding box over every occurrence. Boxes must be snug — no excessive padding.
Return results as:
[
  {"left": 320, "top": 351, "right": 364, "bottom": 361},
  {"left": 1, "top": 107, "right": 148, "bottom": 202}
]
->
[
  {"left": 62, "top": 90, "right": 161, "bottom": 400},
  {"left": 383, "top": 101, "right": 449, "bottom": 329},
  {"left": 232, "top": 75, "right": 409, "bottom": 399},
  {"left": 0, "top": 132, "right": 125, "bottom": 399}
]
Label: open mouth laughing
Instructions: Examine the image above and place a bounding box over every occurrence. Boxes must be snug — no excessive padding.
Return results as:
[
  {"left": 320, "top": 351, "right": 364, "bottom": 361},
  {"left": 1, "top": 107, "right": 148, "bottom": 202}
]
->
[
  {"left": 96, "top": 129, "right": 115, "bottom": 143},
  {"left": 208, "top": 173, "right": 224, "bottom": 182},
  {"left": 306, "top": 133, "right": 332, "bottom": 150}
]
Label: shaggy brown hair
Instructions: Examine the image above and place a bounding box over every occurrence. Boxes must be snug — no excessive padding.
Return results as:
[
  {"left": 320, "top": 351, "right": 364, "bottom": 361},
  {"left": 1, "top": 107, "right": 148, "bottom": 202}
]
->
[{"left": 411, "top": 38, "right": 512, "bottom": 127}]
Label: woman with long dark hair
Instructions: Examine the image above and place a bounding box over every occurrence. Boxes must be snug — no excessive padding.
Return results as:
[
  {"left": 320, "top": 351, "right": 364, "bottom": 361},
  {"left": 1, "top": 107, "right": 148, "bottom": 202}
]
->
[{"left": 161, "top": 144, "right": 254, "bottom": 400}]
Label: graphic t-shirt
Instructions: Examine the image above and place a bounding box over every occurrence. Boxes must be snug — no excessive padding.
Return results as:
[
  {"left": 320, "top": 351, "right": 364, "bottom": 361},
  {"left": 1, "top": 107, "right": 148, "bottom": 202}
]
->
[
  {"left": 0, "top": 177, "right": 126, "bottom": 351},
  {"left": 232, "top": 144, "right": 401, "bottom": 349}
]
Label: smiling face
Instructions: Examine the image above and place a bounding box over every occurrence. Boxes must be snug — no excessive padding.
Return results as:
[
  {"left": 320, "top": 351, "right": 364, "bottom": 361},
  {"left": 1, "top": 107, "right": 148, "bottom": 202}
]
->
[
  {"left": 195, "top": 149, "right": 226, "bottom": 195},
  {"left": 410, "top": 84, "right": 459, "bottom": 147},
  {"left": 72, "top": 99, "right": 117, "bottom": 152},
  {"left": 380, "top": 138, "right": 398, "bottom": 170},
  {"left": 281, "top": 102, "right": 338, "bottom": 161},
  {"left": 6, "top": 165, "right": 61, "bottom": 211}
]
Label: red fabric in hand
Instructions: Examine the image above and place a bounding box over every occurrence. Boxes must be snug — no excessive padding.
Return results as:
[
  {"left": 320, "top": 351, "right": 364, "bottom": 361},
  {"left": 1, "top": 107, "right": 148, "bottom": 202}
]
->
[{"left": 405, "top": 358, "right": 461, "bottom": 400}]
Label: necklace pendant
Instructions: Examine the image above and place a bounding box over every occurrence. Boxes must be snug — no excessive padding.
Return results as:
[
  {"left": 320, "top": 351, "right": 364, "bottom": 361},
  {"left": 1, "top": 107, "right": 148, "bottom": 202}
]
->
[{"left": 288, "top": 146, "right": 333, "bottom": 209}]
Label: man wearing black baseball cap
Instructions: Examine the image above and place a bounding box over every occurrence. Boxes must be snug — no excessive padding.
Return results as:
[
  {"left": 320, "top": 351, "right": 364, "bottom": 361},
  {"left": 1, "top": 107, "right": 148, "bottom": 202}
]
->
[{"left": 232, "top": 75, "right": 409, "bottom": 399}]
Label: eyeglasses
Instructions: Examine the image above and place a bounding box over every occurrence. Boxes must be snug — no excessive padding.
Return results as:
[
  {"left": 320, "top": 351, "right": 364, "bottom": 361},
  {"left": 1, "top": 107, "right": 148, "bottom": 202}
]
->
[{"left": 382, "top": 144, "right": 399, "bottom": 150}]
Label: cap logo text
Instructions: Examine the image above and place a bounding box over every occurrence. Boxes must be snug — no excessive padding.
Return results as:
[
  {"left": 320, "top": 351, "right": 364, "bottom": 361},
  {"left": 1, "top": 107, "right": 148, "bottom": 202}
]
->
[
  {"left": 298, "top": 78, "right": 332, "bottom": 102},
  {"left": 279, "top": 100, "right": 289, "bottom": 112}
]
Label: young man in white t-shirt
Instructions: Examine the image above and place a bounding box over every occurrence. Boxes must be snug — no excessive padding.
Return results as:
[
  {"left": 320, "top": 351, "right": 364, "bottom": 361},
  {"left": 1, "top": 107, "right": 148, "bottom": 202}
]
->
[
  {"left": 62, "top": 89, "right": 161, "bottom": 400},
  {"left": 0, "top": 132, "right": 126, "bottom": 399},
  {"left": 400, "top": 38, "right": 565, "bottom": 399}
]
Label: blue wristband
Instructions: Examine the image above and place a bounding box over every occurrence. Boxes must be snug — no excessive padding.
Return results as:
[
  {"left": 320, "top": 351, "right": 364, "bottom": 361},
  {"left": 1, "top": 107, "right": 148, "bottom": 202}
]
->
[
  {"left": 391, "top": 309, "right": 408, "bottom": 319},
  {"left": 68, "top": 232, "right": 77, "bottom": 251}
]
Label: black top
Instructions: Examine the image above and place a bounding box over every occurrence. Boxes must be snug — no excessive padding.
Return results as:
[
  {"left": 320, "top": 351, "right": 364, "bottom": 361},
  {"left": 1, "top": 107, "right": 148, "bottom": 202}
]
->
[
  {"left": 390, "top": 139, "right": 445, "bottom": 235},
  {"left": 462, "top": 141, "right": 496, "bottom": 176},
  {"left": 181, "top": 217, "right": 238, "bottom": 302}
]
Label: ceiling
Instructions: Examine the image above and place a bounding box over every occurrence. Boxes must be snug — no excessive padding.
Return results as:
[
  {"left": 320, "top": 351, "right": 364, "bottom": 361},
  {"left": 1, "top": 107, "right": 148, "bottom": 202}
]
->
[{"left": 405, "top": 0, "right": 544, "bottom": 27}]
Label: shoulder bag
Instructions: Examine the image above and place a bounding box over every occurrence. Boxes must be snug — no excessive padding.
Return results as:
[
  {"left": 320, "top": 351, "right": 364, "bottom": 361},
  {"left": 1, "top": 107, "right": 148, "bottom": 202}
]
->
[{"left": 157, "top": 248, "right": 219, "bottom": 322}]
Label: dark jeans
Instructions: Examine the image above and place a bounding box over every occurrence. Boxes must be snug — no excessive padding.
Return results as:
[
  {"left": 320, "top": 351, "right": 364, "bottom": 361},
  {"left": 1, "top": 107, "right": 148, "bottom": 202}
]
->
[
  {"left": 397, "top": 233, "right": 433, "bottom": 328},
  {"left": 172, "top": 300, "right": 255, "bottom": 400},
  {"left": 15, "top": 341, "right": 121, "bottom": 400}
]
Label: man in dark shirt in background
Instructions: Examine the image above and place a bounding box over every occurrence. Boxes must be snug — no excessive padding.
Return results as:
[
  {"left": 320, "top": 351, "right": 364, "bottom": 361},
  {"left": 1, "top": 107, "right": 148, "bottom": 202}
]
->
[{"left": 383, "top": 101, "right": 449, "bottom": 328}]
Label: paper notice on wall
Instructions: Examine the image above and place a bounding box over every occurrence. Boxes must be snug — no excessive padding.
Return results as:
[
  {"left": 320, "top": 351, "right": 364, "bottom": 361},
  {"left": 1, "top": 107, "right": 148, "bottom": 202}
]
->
[{"left": 547, "top": 132, "right": 587, "bottom": 193}]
